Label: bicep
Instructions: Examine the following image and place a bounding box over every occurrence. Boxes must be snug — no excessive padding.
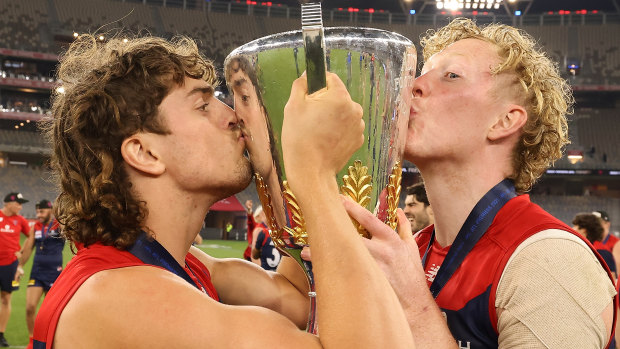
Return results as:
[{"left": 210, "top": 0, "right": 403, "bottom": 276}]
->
[{"left": 190, "top": 247, "right": 309, "bottom": 326}]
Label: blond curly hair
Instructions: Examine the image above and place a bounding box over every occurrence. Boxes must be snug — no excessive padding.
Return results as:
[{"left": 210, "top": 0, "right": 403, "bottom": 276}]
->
[
  {"left": 421, "top": 18, "right": 573, "bottom": 193},
  {"left": 43, "top": 34, "right": 216, "bottom": 249}
]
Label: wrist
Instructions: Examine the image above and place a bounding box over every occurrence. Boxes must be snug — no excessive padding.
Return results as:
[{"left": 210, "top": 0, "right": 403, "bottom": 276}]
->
[{"left": 286, "top": 170, "right": 338, "bottom": 201}]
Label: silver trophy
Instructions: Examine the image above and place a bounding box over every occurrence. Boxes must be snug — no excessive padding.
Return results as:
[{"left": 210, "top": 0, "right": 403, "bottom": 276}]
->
[{"left": 225, "top": 16, "right": 415, "bottom": 333}]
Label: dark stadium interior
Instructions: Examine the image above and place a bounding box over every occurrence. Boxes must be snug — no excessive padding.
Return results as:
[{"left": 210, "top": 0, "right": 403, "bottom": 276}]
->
[{"left": 0, "top": 0, "right": 619, "bottom": 235}]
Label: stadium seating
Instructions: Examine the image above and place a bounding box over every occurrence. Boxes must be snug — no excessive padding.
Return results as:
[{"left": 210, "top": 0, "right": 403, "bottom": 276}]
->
[
  {"left": 530, "top": 194, "right": 620, "bottom": 233},
  {"left": 54, "top": 0, "right": 156, "bottom": 36},
  {"left": 0, "top": 165, "right": 57, "bottom": 218},
  {"left": 571, "top": 108, "right": 620, "bottom": 167},
  {"left": 0, "top": 0, "right": 50, "bottom": 52}
]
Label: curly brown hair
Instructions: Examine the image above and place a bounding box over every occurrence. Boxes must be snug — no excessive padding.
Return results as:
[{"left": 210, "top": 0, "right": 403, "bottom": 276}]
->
[
  {"left": 572, "top": 213, "right": 604, "bottom": 243},
  {"left": 420, "top": 18, "right": 573, "bottom": 193},
  {"left": 43, "top": 34, "right": 216, "bottom": 249}
]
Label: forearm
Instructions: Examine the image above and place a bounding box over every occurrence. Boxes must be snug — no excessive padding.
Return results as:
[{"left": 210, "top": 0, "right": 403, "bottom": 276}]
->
[
  {"left": 291, "top": 174, "right": 414, "bottom": 348},
  {"left": 202, "top": 253, "right": 309, "bottom": 328},
  {"left": 19, "top": 239, "right": 34, "bottom": 266},
  {"left": 400, "top": 281, "right": 457, "bottom": 349}
]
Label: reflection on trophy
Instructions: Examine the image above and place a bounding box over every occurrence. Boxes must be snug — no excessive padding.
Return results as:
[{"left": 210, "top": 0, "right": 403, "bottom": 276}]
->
[{"left": 225, "top": 25, "right": 415, "bottom": 333}]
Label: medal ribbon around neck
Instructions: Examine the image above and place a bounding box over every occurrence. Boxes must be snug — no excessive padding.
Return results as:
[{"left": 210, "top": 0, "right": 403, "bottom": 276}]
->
[
  {"left": 128, "top": 232, "right": 207, "bottom": 294},
  {"left": 421, "top": 179, "right": 517, "bottom": 298}
]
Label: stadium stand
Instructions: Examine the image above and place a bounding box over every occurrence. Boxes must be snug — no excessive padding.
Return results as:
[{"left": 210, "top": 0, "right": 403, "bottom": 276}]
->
[
  {"left": 0, "top": 0, "right": 618, "bottom": 216},
  {"left": 531, "top": 194, "right": 620, "bottom": 233},
  {"left": 569, "top": 108, "right": 620, "bottom": 167},
  {"left": 578, "top": 25, "right": 620, "bottom": 80},
  {"left": 0, "top": 0, "right": 50, "bottom": 52},
  {"left": 54, "top": 0, "right": 156, "bottom": 37},
  {"left": 0, "top": 165, "right": 57, "bottom": 218}
]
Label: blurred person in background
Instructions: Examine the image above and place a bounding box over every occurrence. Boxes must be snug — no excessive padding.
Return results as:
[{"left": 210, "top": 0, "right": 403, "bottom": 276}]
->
[
  {"left": 251, "top": 206, "right": 281, "bottom": 271},
  {"left": 17, "top": 200, "right": 62, "bottom": 343},
  {"left": 244, "top": 199, "right": 255, "bottom": 261},
  {"left": 403, "top": 182, "right": 434, "bottom": 233},
  {"left": 573, "top": 212, "right": 617, "bottom": 279},
  {"left": 594, "top": 210, "right": 620, "bottom": 275},
  {"left": 0, "top": 192, "right": 32, "bottom": 347}
]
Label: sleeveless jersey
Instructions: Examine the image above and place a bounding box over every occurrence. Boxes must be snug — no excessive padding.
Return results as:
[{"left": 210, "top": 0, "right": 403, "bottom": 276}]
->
[
  {"left": 255, "top": 224, "right": 281, "bottom": 271},
  {"left": 32, "top": 243, "right": 218, "bottom": 349},
  {"left": 0, "top": 211, "right": 30, "bottom": 265},
  {"left": 31, "top": 220, "right": 63, "bottom": 275},
  {"left": 416, "top": 194, "right": 617, "bottom": 348}
]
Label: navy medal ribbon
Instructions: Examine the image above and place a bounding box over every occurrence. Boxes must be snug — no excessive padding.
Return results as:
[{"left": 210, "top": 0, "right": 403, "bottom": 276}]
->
[
  {"left": 421, "top": 178, "right": 517, "bottom": 298},
  {"left": 128, "top": 232, "right": 207, "bottom": 293}
]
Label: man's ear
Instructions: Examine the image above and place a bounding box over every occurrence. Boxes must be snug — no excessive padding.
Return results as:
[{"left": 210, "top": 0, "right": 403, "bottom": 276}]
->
[
  {"left": 120, "top": 134, "right": 165, "bottom": 176},
  {"left": 488, "top": 105, "right": 527, "bottom": 141}
]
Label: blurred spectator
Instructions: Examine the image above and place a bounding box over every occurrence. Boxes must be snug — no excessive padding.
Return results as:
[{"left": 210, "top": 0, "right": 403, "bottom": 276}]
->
[{"left": 572, "top": 212, "right": 617, "bottom": 279}]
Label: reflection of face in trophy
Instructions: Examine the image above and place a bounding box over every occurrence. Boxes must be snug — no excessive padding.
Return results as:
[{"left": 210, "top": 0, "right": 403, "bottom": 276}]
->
[
  {"left": 224, "top": 57, "right": 289, "bottom": 233},
  {"left": 226, "top": 26, "right": 416, "bottom": 253}
]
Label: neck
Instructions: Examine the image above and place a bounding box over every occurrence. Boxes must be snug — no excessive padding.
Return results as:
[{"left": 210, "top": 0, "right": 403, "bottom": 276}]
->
[
  {"left": 133, "top": 178, "right": 217, "bottom": 266},
  {"left": 419, "top": 160, "right": 510, "bottom": 247},
  {"left": 1, "top": 208, "right": 12, "bottom": 216}
]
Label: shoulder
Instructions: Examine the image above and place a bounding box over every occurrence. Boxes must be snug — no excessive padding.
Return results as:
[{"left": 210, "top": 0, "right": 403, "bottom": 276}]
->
[
  {"left": 499, "top": 229, "right": 611, "bottom": 288},
  {"left": 56, "top": 265, "right": 214, "bottom": 346},
  {"left": 496, "top": 229, "right": 615, "bottom": 348},
  {"left": 55, "top": 263, "right": 318, "bottom": 348}
]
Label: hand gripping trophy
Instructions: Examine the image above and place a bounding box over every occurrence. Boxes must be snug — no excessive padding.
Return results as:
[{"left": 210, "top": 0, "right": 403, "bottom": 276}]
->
[{"left": 224, "top": 0, "right": 416, "bottom": 334}]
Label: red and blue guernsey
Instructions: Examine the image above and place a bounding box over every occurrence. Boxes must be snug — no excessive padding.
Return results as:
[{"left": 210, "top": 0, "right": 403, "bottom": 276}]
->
[
  {"left": 416, "top": 180, "right": 617, "bottom": 348},
  {"left": 0, "top": 210, "right": 30, "bottom": 265},
  {"left": 31, "top": 220, "right": 63, "bottom": 277},
  {"left": 31, "top": 233, "right": 218, "bottom": 349}
]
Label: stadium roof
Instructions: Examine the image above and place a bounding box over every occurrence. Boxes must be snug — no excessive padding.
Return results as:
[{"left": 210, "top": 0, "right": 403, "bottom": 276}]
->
[{"left": 272, "top": 0, "right": 619, "bottom": 16}]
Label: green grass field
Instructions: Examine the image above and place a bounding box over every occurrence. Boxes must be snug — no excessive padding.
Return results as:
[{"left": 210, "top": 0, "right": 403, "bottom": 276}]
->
[{"left": 4, "top": 238, "right": 247, "bottom": 347}]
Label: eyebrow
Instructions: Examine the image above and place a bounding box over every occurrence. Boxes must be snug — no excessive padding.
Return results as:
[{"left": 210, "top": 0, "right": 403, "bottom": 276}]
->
[
  {"left": 186, "top": 86, "right": 214, "bottom": 99},
  {"left": 233, "top": 77, "right": 248, "bottom": 87}
]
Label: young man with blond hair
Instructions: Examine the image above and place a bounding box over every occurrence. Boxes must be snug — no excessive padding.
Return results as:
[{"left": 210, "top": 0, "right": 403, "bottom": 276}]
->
[{"left": 345, "top": 18, "right": 617, "bottom": 348}]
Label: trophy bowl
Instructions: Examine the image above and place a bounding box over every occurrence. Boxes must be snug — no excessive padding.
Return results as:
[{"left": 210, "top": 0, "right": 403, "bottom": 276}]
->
[{"left": 225, "top": 27, "right": 416, "bottom": 333}]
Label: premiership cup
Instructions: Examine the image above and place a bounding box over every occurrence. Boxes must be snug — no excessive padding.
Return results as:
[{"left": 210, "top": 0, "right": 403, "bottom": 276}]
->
[{"left": 225, "top": 27, "right": 416, "bottom": 333}]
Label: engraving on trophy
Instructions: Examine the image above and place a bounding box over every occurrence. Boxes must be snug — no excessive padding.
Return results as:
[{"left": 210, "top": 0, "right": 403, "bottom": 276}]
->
[{"left": 341, "top": 160, "right": 372, "bottom": 238}]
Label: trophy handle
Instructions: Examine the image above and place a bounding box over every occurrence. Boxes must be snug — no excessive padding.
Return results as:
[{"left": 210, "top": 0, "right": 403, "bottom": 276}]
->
[{"left": 254, "top": 173, "right": 318, "bottom": 334}]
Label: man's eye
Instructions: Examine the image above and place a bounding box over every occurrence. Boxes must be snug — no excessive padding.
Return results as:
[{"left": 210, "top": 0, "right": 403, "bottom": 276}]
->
[
  {"left": 198, "top": 103, "right": 209, "bottom": 111},
  {"left": 446, "top": 72, "right": 459, "bottom": 79},
  {"left": 241, "top": 95, "right": 250, "bottom": 102}
]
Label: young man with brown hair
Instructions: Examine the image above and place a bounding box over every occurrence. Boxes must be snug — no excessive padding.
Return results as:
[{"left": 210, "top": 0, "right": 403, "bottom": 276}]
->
[{"left": 31, "top": 35, "right": 414, "bottom": 348}]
